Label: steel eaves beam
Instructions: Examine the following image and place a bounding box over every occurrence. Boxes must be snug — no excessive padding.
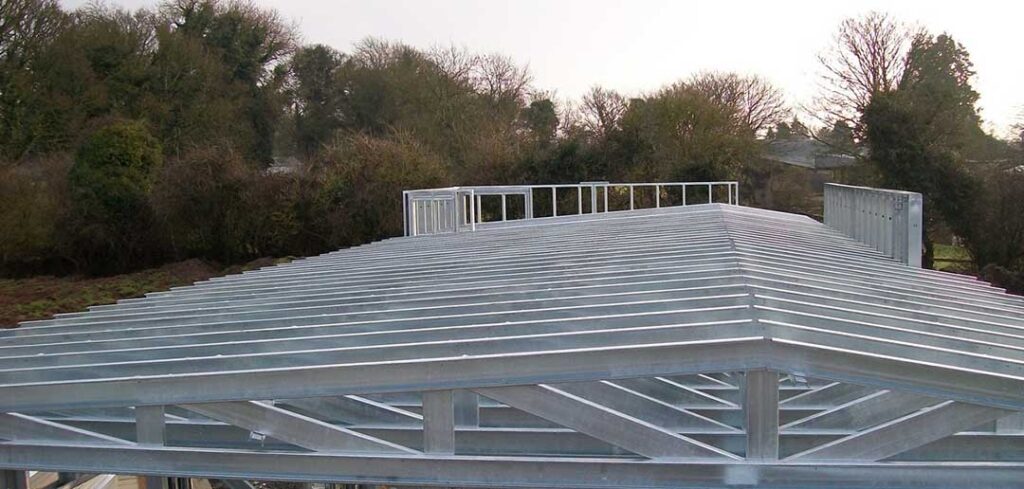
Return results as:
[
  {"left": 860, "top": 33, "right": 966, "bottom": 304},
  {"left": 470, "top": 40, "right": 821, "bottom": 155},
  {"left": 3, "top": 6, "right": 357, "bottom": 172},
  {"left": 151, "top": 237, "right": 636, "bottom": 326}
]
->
[
  {"left": 0, "top": 337, "right": 767, "bottom": 412},
  {"left": 767, "top": 338, "right": 1024, "bottom": 411}
]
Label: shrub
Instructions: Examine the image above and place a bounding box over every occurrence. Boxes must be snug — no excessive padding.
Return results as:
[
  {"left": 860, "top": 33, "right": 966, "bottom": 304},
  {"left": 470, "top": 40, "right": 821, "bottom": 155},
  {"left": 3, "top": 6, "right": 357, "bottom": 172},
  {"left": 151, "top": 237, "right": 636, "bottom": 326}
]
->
[
  {"left": 64, "top": 120, "right": 162, "bottom": 274},
  {"left": 313, "top": 131, "right": 449, "bottom": 245},
  {"left": 0, "top": 155, "right": 72, "bottom": 276},
  {"left": 151, "top": 145, "right": 309, "bottom": 264}
]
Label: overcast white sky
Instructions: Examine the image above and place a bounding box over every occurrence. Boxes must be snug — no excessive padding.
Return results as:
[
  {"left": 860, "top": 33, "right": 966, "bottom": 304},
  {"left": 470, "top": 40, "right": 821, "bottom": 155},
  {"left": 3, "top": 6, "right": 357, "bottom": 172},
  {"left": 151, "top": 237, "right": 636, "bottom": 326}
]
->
[{"left": 62, "top": 0, "right": 1024, "bottom": 135}]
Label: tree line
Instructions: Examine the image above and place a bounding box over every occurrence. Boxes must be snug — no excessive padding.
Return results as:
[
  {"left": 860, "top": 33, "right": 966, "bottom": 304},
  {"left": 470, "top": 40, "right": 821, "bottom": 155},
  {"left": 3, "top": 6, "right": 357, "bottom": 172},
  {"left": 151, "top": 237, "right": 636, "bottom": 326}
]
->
[{"left": 0, "top": 1, "right": 1021, "bottom": 288}]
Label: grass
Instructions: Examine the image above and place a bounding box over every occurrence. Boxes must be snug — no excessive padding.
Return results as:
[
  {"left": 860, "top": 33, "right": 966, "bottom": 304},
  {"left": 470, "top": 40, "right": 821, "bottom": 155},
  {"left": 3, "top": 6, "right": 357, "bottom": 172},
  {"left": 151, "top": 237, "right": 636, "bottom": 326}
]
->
[
  {"left": 933, "top": 243, "right": 972, "bottom": 272},
  {"left": 0, "top": 257, "right": 292, "bottom": 328}
]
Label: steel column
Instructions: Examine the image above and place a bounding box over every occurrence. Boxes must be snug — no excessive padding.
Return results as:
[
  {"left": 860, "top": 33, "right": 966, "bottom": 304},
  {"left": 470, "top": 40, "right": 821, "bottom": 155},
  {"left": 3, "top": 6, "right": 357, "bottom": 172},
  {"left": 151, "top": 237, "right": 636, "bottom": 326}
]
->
[
  {"left": 0, "top": 472, "right": 27, "bottom": 489},
  {"left": 422, "top": 390, "right": 455, "bottom": 454},
  {"left": 744, "top": 369, "right": 779, "bottom": 460}
]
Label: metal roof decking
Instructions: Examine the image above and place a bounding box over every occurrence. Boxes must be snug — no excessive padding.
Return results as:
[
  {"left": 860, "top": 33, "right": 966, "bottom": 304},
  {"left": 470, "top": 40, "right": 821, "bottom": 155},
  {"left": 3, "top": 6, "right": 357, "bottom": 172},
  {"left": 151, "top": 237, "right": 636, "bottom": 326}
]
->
[{"left": 3, "top": 202, "right": 1024, "bottom": 488}]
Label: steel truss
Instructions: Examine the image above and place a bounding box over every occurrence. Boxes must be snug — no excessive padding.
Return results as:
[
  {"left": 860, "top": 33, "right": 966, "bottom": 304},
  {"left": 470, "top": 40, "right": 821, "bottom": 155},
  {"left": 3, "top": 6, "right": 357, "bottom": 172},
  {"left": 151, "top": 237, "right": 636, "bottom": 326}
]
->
[{"left": 3, "top": 204, "right": 1024, "bottom": 488}]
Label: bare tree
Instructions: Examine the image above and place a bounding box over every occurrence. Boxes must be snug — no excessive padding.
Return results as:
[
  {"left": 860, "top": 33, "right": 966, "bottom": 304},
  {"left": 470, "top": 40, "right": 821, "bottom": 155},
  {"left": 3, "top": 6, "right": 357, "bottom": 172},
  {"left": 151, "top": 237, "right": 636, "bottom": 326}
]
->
[
  {"left": 472, "top": 53, "right": 531, "bottom": 106},
  {"left": 688, "top": 72, "right": 788, "bottom": 135},
  {"left": 579, "top": 86, "right": 627, "bottom": 140},
  {"left": 814, "top": 11, "right": 916, "bottom": 135},
  {"left": 428, "top": 44, "right": 478, "bottom": 84},
  {"left": 0, "top": 0, "right": 65, "bottom": 64}
]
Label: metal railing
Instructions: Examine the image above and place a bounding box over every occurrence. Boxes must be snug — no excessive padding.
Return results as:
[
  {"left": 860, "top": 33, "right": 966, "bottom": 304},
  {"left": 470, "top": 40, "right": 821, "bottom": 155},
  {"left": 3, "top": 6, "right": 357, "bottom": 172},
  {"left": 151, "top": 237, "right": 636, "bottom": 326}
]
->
[
  {"left": 403, "top": 181, "right": 739, "bottom": 236},
  {"left": 824, "top": 183, "right": 923, "bottom": 267}
]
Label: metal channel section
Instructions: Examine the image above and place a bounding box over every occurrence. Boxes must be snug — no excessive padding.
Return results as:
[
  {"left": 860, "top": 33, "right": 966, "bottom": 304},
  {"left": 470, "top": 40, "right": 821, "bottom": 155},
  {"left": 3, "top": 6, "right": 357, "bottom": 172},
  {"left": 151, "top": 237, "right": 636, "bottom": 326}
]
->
[
  {"left": 4, "top": 183, "right": 1024, "bottom": 488},
  {"left": 404, "top": 181, "right": 739, "bottom": 236},
  {"left": 824, "top": 183, "right": 923, "bottom": 267}
]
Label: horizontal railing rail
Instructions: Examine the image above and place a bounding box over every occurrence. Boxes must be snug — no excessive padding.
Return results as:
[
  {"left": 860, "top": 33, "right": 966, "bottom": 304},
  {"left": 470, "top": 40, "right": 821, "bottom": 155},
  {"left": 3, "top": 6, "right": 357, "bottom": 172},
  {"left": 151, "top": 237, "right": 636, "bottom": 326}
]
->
[
  {"left": 404, "top": 181, "right": 739, "bottom": 236},
  {"left": 823, "top": 183, "right": 923, "bottom": 267}
]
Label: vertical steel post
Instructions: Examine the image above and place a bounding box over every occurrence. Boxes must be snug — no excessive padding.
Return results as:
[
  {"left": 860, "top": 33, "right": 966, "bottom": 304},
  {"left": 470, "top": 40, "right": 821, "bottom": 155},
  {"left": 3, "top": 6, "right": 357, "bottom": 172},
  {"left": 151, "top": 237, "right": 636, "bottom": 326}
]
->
[
  {"left": 0, "top": 471, "right": 27, "bottom": 489},
  {"left": 708, "top": 183, "right": 713, "bottom": 204},
  {"left": 577, "top": 186, "right": 583, "bottom": 215},
  {"left": 744, "top": 370, "right": 779, "bottom": 461},
  {"left": 137, "top": 405, "right": 169, "bottom": 489},
  {"left": 682, "top": 184, "right": 687, "bottom": 206},
  {"left": 629, "top": 185, "right": 634, "bottom": 210},
  {"left": 469, "top": 190, "right": 476, "bottom": 232},
  {"left": 475, "top": 194, "right": 482, "bottom": 224},
  {"left": 655, "top": 184, "right": 660, "bottom": 208},
  {"left": 422, "top": 390, "right": 455, "bottom": 454},
  {"left": 527, "top": 188, "right": 534, "bottom": 219},
  {"left": 603, "top": 185, "right": 609, "bottom": 212},
  {"left": 590, "top": 184, "right": 598, "bottom": 214},
  {"left": 402, "top": 191, "right": 409, "bottom": 236},
  {"left": 501, "top": 194, "right": 507, "bottom": 221},
  {"left": 551, "top": 187, "right": 557, "bottom": 217}
]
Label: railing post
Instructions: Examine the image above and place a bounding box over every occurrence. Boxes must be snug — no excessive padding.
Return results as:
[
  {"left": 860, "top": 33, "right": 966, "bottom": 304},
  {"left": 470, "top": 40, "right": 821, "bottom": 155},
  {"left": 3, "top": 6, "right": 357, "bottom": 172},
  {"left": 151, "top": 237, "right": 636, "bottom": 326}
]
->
[
  {"left": 682, "top": 184, "right": 687, "bottom": 206},
  {"left": 551, "top": 187, "right": 557, "bottom": 217},
  {"left": 527, "top": 188, "right": 534, "bottom": 219},
  {"left": 402, "top": 191, "right": 409, "bottom": 236},
  {"left": 475, "top": 194, "right": 482, "bottom": 224},
  {"left": 603, "top": 185, "right": 609, "bottom": 212},
  {"left": 629, "top": 185, "right": 634, "bottom": 210},
  {"left": 708, "top": 183, "right": 713, "bottom": 204},
  {"left": 501, "top": 194, "right": 507, "bottom": 221},
  {"left": 655, "top": 184, "right": 660, "bottom": 208},
  {"left": 577, "top": 186, "right": 583, "bottom": 215},
  {"left": 590, "top": 184, "right": 598, "bottom": 214},
  {"left": 469, "top": 190, "right": 476, "bottom": 232}
]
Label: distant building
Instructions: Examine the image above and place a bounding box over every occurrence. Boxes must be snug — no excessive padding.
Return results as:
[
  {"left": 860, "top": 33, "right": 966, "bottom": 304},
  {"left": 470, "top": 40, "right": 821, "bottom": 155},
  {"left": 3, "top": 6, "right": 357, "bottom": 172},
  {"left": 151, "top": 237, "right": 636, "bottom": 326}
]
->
[{"left": 763, "top": 136, "right": 857, "bottom": 170}]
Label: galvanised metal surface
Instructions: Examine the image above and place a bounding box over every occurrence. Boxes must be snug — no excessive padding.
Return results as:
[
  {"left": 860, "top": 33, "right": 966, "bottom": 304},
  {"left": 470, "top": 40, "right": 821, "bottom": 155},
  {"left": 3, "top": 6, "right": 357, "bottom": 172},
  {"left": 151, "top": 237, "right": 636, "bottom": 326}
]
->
[
  {"left": 824, "top": 183, "right": 924, "bottom": 267},
  {"left": 2, "top": 201, "right": 1024, "bottom": 488}
]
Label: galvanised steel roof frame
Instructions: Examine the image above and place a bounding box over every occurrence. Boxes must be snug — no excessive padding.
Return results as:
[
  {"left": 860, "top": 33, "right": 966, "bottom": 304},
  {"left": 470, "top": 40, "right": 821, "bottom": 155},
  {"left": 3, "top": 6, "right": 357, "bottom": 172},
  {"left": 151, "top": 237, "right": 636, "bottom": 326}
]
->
[{"left": 3, "top": 199, "right": 1024, "bottom": 489}]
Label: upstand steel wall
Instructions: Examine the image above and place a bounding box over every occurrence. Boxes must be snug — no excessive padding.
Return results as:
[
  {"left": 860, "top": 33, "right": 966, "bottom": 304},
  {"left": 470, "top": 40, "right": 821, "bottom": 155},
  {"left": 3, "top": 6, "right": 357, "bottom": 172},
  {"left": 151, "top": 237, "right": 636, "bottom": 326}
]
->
[{"left": 824, "top": 183, "right": 923, "bottom": 267}]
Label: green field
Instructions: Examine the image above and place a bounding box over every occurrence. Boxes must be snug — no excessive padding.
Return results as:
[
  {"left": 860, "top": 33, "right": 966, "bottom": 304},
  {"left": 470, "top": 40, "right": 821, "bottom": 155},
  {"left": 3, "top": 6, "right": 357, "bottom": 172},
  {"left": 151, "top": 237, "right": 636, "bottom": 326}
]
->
[{"left": 933, "top": 243, "right": 972, "bottom": 272}]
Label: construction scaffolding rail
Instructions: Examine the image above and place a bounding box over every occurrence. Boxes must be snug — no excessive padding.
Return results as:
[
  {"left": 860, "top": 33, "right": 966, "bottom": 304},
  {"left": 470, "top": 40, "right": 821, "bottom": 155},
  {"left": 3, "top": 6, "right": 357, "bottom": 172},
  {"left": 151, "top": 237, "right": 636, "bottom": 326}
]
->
[{"left": 403, "top": 181, "right": 739, "bottom": 236}]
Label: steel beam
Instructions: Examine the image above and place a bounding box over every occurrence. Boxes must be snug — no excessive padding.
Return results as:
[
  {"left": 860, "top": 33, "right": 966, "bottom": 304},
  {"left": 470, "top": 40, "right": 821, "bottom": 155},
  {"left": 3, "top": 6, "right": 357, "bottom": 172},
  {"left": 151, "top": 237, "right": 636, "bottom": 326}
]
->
[
  {"left": 783, "top": 390, "right": 939, "bottom": 432},
  {"left": 279, "top": 396, "right": 421, "bottom": 425},
  {"left": 179, "top": 401, "right": 417, "bottom": 454},
  {"left": 473, "top": 384, "right": 739, "bottom": 459},
  {"left": 789, "top": 401, "right": 1014, "bottom": 461},
  {"left": 552, "top": 380, "right": 735, "bottom": 431},
  {"left": 0, "top": 413, "right": 132, "bottom": 445},
  {"left": 5, "top": 442, "right": 1024, "bottom": 489},
  {"left": 0, "top": 337, "right": 767, "bottom": 411}
]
